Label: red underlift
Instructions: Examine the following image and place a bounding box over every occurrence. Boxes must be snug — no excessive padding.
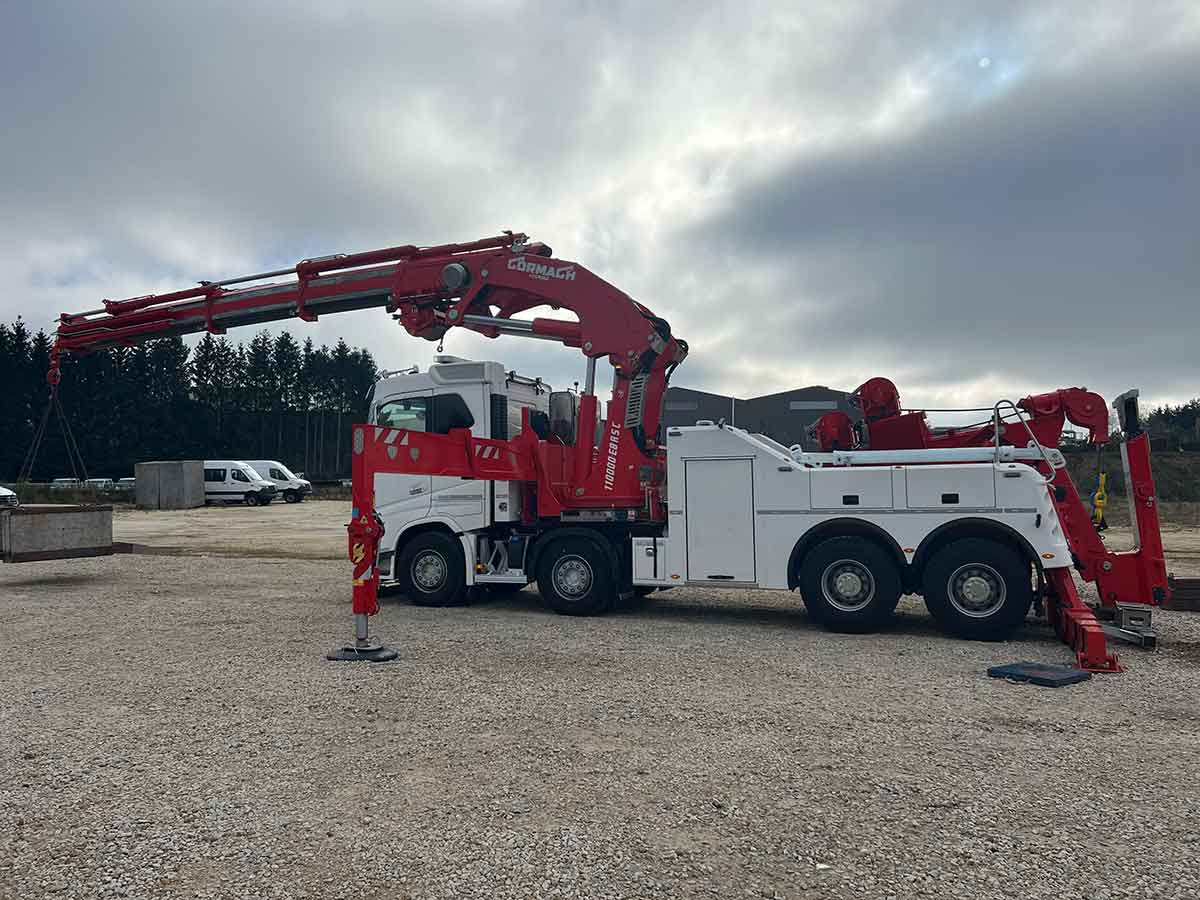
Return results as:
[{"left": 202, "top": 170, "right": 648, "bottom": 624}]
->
[{"left": 811, "top": 378, "right": 1170, "bottom": 671}]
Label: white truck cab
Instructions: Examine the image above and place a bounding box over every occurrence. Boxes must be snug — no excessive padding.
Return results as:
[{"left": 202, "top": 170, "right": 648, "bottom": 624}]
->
[
  {"left": 368, "top": 356, "right": 550, "bottom": 586},
  {"left": 246, "top": 460, "right": 312, "bottom": 503},
  {"left": 203, "top": 461, "right": 277, "bottom": 507}
]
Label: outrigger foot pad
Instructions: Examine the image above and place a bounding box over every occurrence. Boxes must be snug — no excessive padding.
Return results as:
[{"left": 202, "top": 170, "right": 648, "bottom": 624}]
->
[
  {"left": 326, "top": 643, "right": 399, "bottom": 662},
  {"left": 987, "top": 661, "right": 1091, "bottom": 687}
]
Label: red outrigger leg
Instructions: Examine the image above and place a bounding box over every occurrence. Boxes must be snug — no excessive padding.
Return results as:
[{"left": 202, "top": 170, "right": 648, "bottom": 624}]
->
[
  {"left": 1043, "top": 568, "right": 1122, "bottom": 673},
  {"left": 327, "top": 425, "right": 396, "bottom": 662}
]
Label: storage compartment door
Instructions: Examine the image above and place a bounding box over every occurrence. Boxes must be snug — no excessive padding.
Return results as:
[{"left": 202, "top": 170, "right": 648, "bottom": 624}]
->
[
  {"left": 810, "top": 467, "right": 894, "bottom": 509},
  {"left": 685, "top": 458, "right": 755, "bottom": 582},
  {"left": 906, "top": 465, "right": 996, "bottom": 509}
]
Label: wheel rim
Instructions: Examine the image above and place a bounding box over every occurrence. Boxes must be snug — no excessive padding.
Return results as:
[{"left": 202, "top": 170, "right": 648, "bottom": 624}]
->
[
  {"left": 412, "top": 550, "right": 448, "bottom": 592},
  {"left": 553, "top": 555, "right": 593, "bottom": 599},
  {"left": 947, "top": 563, "right": 1006, "bottom": 618},
  {"left": 820, "top": 559, "right": 875, "bottom": 612}
]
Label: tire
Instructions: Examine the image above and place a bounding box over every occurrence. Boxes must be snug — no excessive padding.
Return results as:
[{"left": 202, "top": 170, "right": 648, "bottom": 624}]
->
[
  {"left": 284, "top": 490, "right": 301, "bottom": 503},
  {"left": 798, "top": 536, "right": 902, "bottom": 633},
  {"left": 536, "top": 535, "right": 617, "bottom": 616},
  {"left": 244, "top": 493, "right": 260, "bottom": 507},
  {"left": 921, "top": 538, "right": 1033, "bottom": 641},
  {"left": 397, "top": 531, "right": 466, "bottom": 607}
]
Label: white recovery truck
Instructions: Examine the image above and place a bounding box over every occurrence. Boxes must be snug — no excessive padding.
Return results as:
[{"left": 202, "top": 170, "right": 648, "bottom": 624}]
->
[
  {"left": 51, "top": 232, "right": 1160, "bottom": 669},
  {"left": 369, "top": 356, "right": 1067, "bottom": 640}
]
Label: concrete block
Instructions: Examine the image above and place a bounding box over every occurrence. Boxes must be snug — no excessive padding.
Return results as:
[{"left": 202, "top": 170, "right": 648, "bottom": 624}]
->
[
  {"left": 0, "top": 505, "right": 114, "bottom": 563},
  {"left": 134, "top": 460, "right": 205, "bottom": 510}
]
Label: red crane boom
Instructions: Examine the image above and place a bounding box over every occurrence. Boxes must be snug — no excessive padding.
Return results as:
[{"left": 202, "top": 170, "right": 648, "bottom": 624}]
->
[{"left": 49, "top": 233, "right": 689, "bottom": 656}]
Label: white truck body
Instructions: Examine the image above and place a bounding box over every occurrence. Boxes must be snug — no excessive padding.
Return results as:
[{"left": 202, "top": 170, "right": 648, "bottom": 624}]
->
[{"left": 629, "top": 423, "right": 1068, "bottom": 589}]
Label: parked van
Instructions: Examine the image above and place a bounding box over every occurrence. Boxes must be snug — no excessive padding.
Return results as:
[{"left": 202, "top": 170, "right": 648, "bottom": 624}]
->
[
  {"left": 202, "top": 461, "right": 277, "bottom": 506},
  {"left": 245, "top": 460, "right": 312, "bottom": 503}
]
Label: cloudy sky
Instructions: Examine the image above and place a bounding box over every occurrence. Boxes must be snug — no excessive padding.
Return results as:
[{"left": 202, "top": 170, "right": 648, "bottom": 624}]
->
[{"left": 3, "top": 1, "right": 1198, "bottom": 413}]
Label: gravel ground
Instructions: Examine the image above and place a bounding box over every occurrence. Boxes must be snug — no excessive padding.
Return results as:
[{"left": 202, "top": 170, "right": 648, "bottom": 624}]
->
[
  {"left": 3, "top": 553, "right": 1200, "bottom": 900},
  {"left": 113, "top": 501, "right": 348, "bottom": 560}
]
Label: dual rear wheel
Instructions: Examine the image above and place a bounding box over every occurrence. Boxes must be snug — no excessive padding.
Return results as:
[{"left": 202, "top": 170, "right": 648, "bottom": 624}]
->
[
  {"left": 799, "top": 535, "right": 1032, "bottom": 640},
  {"left": 395, "top": 531, "right": 617, "bottom": 615}
]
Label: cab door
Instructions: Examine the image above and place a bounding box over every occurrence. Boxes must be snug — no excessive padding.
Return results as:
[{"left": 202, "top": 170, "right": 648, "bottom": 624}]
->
[
  {"left": 372, "top": 392, "right": 433, "bottom": 528},
  {"left": 428, "top": 384, "right": 488, "bottom": 532}
]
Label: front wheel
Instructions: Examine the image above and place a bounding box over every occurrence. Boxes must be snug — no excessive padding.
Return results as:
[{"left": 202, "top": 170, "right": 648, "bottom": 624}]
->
[
  {"left": 537, "top": 536, "right": 617, "bottom": 616},
  {"left": 284, "top": 490, "right": 301, "bottom": 503},
  {"left": 799, "top": 536, "right": 902, "bottom": 633},
  {"left": 397, "top": 531, "right": 466, "bottom": 607},
  {"left": 244, "top": 493, "right": 260, "bottom": 507},
  {"left": 922, "top": 538, "right": 1032, "bottom": 640}
]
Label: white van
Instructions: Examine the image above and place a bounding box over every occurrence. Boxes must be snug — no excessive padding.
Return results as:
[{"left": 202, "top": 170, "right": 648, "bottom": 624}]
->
[
  {"left": 202, "top": 461, "right": 277, "bottom": 506},
  {"left": 244, "top": 460, "right": 312, "bottom": 503}
]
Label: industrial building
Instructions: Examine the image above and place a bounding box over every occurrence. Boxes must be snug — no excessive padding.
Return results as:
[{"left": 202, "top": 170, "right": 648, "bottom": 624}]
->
[{"left": 662, "top": 385, "right": 854, "bottom": 449}]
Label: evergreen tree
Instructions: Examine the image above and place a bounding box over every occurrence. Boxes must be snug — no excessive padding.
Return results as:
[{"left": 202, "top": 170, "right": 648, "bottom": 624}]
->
[{"left": 0, "top": 320, "right": 378, "bottom": 481}]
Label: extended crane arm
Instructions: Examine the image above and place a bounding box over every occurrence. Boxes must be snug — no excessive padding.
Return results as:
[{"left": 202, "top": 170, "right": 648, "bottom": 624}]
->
[
  {"left": 51, "top": 232, "right": 686, "bottom": 445},
  {"left": 50, "top": 231, "right": 689, "bottom": 518}
]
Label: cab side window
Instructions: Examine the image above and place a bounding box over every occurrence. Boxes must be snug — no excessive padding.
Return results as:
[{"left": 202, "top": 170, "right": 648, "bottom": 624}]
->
[
  {"left": 376, "top": 394, "right": 475, "bottom": 435},
  {"left": 269, "top": 468, "right": 285, "bottom": 480},
  {"left": 429, "top": 393, "right": 475, "bottom": 434},
  {"left": 376, "top": 397, "right": 427, "bottom": 431},
  {"left": 231, "top": 469, "right": 250, "bottom": 483}
]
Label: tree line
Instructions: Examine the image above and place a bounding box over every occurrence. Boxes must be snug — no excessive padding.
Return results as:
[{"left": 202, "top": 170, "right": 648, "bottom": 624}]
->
[
  {"left": 1147, "top": 401, "right": 1200, "bottom": 451},
  {"left": 0, "top": 318, "right": 377, "bottom": 482}
]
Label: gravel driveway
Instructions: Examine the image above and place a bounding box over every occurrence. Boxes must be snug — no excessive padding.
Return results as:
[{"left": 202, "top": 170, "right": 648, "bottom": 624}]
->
[{"left": 3, "top": 553, "right": 1200, "bottom": 899}]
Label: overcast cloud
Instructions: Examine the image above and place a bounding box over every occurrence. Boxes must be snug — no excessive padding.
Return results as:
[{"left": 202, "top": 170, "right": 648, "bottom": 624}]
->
[{"left": 2, "top": 1, "right": 1198, "bottom": 413}]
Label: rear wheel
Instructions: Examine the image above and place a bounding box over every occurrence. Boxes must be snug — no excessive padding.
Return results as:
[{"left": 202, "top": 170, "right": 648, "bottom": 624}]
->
[
  {"left": 244, "top": 493, "right": 260, "bottom": 507},
  {"left": 537, "top": 536, "right": 616, "bottom": 616},
  {"left": 398, "top": 531, "right": 466, "bottom": 607},
  {"left": 799, "top": 536, "right": 902, "bottom": 633},
  {"left": 922, "top": 538, "right": 1032, "bottom": 640}
]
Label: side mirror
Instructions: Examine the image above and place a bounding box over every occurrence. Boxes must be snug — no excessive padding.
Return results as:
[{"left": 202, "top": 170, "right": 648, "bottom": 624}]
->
[{"left": 1112, "top": 389, "right": 1142, "bottom": 439}]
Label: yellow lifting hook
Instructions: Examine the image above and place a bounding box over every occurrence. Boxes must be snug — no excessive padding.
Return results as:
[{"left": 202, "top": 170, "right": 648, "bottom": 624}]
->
[{"left": 1091, "top": 472, "right": 1109, "bottom": 532}]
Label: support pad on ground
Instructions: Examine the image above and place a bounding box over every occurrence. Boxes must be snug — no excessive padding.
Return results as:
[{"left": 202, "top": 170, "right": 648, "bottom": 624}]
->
[
  {"left": 326, "top": 642, "right": 399, "bottom": 663},
  {"left": 987, "top": 661, "right": 1092, "bottom": 687}
]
